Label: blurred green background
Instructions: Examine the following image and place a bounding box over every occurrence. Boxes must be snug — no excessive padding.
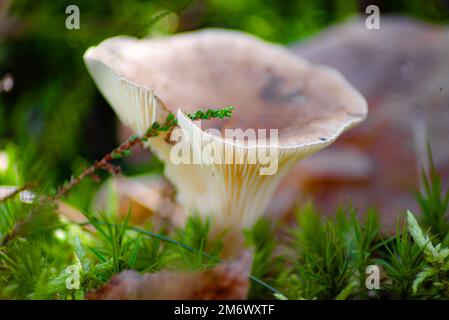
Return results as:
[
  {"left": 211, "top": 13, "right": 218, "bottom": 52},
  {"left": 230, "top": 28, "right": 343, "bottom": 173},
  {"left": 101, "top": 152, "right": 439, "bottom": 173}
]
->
[{"left": 0, "top": 0, "right": 448, "bottom": 188}]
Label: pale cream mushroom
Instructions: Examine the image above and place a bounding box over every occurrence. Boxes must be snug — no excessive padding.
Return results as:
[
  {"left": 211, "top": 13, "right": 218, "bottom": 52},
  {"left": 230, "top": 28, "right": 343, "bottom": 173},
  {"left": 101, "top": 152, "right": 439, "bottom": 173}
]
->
[{"left": 84, "top": 29, "right": 367, "bottom": 246}]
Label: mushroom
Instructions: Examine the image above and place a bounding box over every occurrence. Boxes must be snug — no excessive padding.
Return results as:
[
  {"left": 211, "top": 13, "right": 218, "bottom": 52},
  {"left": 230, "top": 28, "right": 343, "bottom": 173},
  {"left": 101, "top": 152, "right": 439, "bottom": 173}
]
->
[{"left": 84, "top": 29, "right": 367, "bottom": 252}]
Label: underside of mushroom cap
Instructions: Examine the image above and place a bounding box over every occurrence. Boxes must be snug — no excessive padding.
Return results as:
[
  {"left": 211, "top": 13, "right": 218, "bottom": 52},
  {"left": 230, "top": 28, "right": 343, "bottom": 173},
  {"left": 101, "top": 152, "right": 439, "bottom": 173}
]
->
[{"left": 83, "top": 29, "right": 368, "bottom": 228}]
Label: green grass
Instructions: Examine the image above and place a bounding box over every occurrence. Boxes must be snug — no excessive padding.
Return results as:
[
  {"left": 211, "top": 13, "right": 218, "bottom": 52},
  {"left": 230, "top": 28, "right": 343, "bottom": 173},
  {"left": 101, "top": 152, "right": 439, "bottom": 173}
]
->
[{"left": 1, "top": 125, "right": 449, "bottom": 300}]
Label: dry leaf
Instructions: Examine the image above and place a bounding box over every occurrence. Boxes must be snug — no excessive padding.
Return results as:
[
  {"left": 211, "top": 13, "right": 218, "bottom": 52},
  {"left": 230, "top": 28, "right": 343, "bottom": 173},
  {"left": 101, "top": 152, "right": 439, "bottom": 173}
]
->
[{"left": 86, "top": 251, "right": 252, "bottom": 300}]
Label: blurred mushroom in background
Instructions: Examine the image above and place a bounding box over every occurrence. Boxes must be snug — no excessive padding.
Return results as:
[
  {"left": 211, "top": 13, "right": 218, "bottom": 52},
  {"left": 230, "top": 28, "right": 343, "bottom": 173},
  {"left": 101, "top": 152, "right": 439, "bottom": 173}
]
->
[{"left": 279, "top": 16, "right": 449, "bottom": 230}]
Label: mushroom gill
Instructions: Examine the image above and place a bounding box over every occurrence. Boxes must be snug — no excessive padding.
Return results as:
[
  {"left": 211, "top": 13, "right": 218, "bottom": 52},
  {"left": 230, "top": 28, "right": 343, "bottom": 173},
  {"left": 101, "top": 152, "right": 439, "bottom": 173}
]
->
[{"left": 84, "top": 29, "right": 367, "bottom": 237}]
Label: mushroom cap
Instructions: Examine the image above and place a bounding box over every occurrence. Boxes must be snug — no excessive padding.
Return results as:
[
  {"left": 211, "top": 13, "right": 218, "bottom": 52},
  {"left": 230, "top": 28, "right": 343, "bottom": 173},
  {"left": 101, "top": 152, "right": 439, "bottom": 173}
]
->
[{"left": 84, "top": 29, "right": 367, "bottom": 149}]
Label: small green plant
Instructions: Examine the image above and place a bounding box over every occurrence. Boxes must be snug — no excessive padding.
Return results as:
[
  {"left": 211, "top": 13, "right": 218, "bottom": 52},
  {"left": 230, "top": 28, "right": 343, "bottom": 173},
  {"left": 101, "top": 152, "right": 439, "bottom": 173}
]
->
[
  {"left": 379, "top": 226, "right": 425, "bottom": 299},
  {"left": 286, "top": 205, "right": 355, "bottom": 299},
  {"left": 416, "top": 146, "right": 449, "bottom": 244},
  {"left": 406, "top": 211, "right": 449, "bottom": 298},
  {"left": 245, "top": 219, "right": 285, "bottom": 299}
]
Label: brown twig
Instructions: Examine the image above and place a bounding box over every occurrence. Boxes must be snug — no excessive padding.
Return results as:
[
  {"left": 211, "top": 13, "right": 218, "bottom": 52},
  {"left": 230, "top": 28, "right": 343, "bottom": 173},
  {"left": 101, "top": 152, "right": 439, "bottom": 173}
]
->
[
  {"left": 0, "top": 119, "right": 172, "bottom": 247},
  {"left": 53, "top": 140, "right": 140, "bottom": 199},
  {"left": 53, "top": 106, "right": 234, "bottom": 200},
  {"left": 52, "top": 116, "right": 176, "bottom": 200}
]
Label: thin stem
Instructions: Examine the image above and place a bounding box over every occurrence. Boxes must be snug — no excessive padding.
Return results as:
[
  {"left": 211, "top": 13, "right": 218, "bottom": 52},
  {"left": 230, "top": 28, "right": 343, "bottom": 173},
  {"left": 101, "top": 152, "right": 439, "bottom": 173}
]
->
[{"left": 52, "top": 134, "right": 146, "bottom": 200}]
